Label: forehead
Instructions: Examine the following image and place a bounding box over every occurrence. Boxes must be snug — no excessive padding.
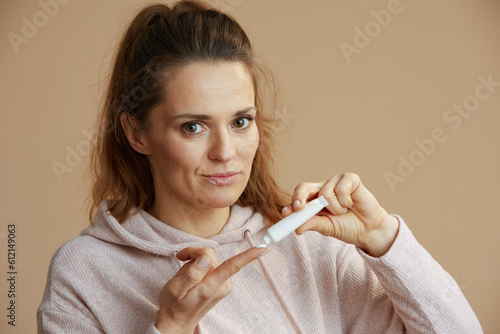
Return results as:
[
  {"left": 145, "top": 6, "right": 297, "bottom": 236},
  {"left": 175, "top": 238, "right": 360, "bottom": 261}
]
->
[{"left": 162, "top": 61, "right": 255, "bottom": 117}]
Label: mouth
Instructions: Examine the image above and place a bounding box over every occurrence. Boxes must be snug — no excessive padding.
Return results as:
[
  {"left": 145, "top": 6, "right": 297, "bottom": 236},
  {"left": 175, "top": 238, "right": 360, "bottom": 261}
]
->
[{"left": 203, "top": 172, "right": 239, "bottom": 185}]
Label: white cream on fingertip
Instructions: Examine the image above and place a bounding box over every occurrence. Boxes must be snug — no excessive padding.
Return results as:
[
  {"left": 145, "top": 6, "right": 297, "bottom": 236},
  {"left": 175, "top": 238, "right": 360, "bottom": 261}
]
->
[{"left": 260, "top": 196, "right": 329, "bottom": 247}]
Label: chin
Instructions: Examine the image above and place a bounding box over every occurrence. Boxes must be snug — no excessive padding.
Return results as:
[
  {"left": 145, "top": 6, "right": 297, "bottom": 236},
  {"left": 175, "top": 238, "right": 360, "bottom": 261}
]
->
[
  {"left": 208, "top": 194, "right": 241, "bottom": 209},
  {"left": 197, "top": 188, "right": 243, "bottom": 209}
]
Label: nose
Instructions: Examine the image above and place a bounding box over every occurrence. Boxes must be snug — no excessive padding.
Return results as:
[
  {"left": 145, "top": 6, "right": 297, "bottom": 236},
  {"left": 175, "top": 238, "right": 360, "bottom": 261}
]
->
[{"left": 208, "top": 128, "right": 235, "bottom": 162}]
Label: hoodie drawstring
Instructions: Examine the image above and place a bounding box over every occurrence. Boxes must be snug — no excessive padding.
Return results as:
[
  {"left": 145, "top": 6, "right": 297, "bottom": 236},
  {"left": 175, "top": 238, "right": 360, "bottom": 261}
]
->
[
  {"left": 243, "top": 230, "right": 304, "bottom": 334},
  {"left": 170, "top": 251, "right": 183, "bottom": 269}
]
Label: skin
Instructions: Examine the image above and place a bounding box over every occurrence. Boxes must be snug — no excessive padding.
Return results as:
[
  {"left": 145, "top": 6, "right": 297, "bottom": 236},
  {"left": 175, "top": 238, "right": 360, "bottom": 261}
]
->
[
  {"left": 154, "top": 246, "right": 266, "bottom": 334},
  {"left": 121, "top": 61, "right": 399, "bottom": 333},
  {"left": 282, "top": 172, "right": 399, "bottom": 258},
  {"left": 121, "top": 61, "right": 266, "bottom": 333},
  {"left": 121, "top": 61, "right": 259, "bottom": 239}
]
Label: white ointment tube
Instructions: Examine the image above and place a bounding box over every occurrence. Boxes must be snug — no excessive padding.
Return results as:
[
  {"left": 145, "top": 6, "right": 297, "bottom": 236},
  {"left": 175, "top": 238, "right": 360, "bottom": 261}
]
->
[{"left": 257, "top": 196, "right": 329, "bottom": 247}]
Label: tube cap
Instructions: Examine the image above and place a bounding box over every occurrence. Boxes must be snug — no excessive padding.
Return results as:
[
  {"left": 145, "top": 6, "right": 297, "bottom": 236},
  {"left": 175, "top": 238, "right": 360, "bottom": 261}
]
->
[{"left": 318, "top": 195, "right": 328, "bottom": 207}]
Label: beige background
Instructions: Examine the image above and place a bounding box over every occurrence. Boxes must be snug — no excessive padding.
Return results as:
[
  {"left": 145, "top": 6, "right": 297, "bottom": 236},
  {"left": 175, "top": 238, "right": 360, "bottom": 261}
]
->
[{"left": 1, "top": 0, "right": 499, "bottom": 332}]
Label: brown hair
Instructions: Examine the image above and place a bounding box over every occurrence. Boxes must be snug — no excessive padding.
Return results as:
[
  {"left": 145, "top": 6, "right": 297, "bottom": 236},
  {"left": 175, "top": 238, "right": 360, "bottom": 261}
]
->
[{"left": 86, "top": 0, "right": 289, "bottom": 226}]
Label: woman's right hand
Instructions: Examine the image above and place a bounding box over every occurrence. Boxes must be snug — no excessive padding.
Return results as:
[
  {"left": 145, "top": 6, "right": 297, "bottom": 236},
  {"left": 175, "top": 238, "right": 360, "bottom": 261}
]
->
[{"left": 154, "top": 246, "right": 267, "bottom": 334}]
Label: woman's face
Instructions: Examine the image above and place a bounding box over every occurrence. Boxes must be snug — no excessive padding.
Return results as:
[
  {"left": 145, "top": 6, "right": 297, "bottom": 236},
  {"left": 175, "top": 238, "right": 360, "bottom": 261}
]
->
[{"left": 143, "top": 61, "right": 259, "bottom": 210}]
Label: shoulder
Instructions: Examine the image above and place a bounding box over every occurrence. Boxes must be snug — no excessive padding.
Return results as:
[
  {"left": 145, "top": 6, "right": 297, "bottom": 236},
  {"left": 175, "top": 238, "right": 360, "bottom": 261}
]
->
[
  {"left": 47, "top": 234, "right": 124, "bottom": 281},
  {"left": 38, "top": 236, "right": 108, "bottom": 327},
  {"left": 52, "top": 235, "right": 105, "bottom": 263},
  {"left": 38, "top": 236, "right": 103, "bottom": 310}
]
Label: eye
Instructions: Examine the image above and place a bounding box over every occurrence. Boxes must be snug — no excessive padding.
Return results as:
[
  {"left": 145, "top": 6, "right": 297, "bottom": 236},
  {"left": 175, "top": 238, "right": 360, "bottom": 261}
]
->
[
  {"left": 182, "top": 122, "right": 203, "bottom": 134},
  {"left": 232, "top": 116, "right": 252, "bottom": 129}
]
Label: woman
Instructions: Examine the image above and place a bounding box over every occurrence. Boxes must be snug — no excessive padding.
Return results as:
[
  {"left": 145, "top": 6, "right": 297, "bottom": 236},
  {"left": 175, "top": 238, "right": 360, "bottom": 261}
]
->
[{"left": 37, "top": 1, "right": 482, "bottom": 333}]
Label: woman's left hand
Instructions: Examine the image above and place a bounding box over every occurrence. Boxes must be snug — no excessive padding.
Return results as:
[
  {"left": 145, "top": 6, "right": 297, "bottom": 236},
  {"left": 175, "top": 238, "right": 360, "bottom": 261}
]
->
[{"left": 282, "top": 172, "right": 399, "bottom": 257}]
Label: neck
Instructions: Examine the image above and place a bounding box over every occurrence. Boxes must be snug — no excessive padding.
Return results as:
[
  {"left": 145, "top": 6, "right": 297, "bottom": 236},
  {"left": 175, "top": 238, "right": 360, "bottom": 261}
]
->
[{"left": 146, "top": 197, "right": 231, "bottom": 239}]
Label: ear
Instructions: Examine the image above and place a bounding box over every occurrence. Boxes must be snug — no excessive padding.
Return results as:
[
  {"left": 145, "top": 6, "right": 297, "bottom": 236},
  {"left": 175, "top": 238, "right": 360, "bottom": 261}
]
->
[{"left": 120, "top": 113, "right": 152, "bottom": 155}]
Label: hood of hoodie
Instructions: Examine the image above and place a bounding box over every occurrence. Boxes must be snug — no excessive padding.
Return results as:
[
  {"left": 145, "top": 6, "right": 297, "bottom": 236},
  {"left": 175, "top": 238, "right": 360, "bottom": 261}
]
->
[{"left": 80, "top": 200, "right": 268, "bottom": 257}]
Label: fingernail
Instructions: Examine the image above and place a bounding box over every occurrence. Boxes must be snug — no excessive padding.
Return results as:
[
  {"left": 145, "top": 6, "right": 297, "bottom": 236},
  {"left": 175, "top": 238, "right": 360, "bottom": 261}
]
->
[
  {"left": 197, "top": 256, "right": 210, "bottom": 269},
  {"left": 258, "top": 247, "right": 268, "bottom": 257},
  {"left": 282, "top": 205, "right": 289, "bottom": 213},
  {"left": 293, "top": 199, "right": 301, "bottom": 210}
]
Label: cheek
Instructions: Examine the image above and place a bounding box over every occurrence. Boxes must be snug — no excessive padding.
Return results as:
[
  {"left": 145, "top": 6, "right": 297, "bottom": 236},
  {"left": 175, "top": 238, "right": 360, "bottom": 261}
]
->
[
  {"left": 152, "top": 135, "right": 203, "bottom": 174},
  {"left": 240, "top": 129, "right": 260, "bottom": 162}
]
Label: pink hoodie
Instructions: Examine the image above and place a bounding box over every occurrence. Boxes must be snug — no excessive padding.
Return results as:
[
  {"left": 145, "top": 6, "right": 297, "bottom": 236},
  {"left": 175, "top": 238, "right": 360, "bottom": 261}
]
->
[{"left": 37, "top": 201, "right": 483, "bottom": 333}]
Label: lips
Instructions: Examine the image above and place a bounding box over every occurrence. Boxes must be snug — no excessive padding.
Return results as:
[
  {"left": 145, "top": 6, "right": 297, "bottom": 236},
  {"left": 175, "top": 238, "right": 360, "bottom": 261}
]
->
[{"left": 203, "top": 172, "right": 239, "bottom": 185}]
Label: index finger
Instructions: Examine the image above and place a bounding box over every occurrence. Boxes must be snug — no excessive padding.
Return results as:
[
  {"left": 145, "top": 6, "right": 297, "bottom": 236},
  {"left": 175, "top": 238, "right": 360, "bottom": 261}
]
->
[
  {"left": 176, "top": 247, "right": 220, "bottom": 268},
  {"left": 289, "top": 181, "right": 327, "bottom": 212},
  {"left": 207, "top": 247, "right": 267, "bottom": 285}
]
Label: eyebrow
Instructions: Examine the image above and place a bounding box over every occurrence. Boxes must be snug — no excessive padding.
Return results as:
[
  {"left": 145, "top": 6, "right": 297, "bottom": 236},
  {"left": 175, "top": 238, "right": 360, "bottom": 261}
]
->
[{"left": 172, "top": 106, "right": 257, "bottom": 121}]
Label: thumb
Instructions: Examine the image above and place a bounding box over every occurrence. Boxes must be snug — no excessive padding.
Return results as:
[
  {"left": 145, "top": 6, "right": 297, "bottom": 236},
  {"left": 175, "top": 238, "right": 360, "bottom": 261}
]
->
[
  {"left": 173, "top": 255, "right": 212, "bottom": 300},
  {"left": 295, "top": 215, "right": 334, "bottom": 237}
]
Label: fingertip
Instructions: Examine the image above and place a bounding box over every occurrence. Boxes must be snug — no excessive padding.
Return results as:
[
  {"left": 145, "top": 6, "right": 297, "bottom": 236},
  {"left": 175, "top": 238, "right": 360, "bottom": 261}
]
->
[
  {"left": 293, "top": 199, "right": 302, "bottom": 210},
  {"left": 196, "top": 255, "right": 211, "bottom": 270},
  {"left": 251, "top": 246, "right": 268, "bottom": 256},
  {"left": 296, "top": 219, "right": 317, "bottom": 235},
  {"left": 241, "top": 247, "right": 268, "bottom": 263},
  {"left": 257, "top": 247, "right": 268, "bottom": 257},
  {"left": 281, "top": 204, "right": 290, "bottom": 215},
  {"left": 295, "top": 227, "right": 307, "bottom": 235}
]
